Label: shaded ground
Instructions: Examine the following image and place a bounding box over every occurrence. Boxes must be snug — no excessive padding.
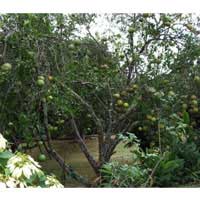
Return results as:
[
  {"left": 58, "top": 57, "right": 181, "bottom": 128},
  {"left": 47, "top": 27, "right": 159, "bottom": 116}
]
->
[{"left": 29, "top": 137, "right": 133, "bottom": 187}]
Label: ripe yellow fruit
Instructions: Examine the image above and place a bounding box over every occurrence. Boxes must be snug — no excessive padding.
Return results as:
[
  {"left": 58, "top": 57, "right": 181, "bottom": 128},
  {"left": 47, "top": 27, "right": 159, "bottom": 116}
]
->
[
  {"left": 117, "top": 100, "right": 123, "bottom": 106},
  {"left": 48, "top": 75, "right": 53, "bottom": 81},
  {"left": 191, "top": 95, "right": 197, "bottom": 100}
]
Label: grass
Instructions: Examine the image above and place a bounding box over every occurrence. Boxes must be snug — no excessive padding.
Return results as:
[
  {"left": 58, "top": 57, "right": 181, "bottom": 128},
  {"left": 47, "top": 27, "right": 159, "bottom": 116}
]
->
[{"left": 29, "top": 137, "right": 133, "bottom": 187}]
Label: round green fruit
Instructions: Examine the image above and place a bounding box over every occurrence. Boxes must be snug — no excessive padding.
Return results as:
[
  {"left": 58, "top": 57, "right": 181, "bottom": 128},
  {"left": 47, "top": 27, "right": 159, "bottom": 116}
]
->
[
  {"left": 143, "top": 126, "right": 148, "bottom": 131},
  {"left": 194, "top": 76, "right": 200, "bottom": 84},
  {"left": 182, "top": 103, "right": 188, "bottom": 109},
  {"left": 132, "top": 84, "right": 138, "bottom": 90},
  {"left": 151, "top": 117, "right": 157, "bottom": 122},
  {"left": 117, "top": 100, "right": 123, "bottom": 106},
  {"left": 60, "top": 119, "right": 65, "bottom": 124},
  {"left": 119, "top": 54, "right": 124, "bottom": 59},
  {"left": 1, "top": 63, "right": 12, "bottom": 71},
  {"left": 37, "top": 79, "right": 45, "bottom": 87},
  {"left": 53, "top": 126, "right": 58, "bottom": 131},
  {"left": 158, "top": 124, "right": 165, "bottom": 129},
  {"left": 123, "top": 102, "right": 129, "bottom": 108},
  {"left": 193, "top": 107, "right": 199, "bottom": 113},
  {"left": 163, "top": 79, "right": 169, "bottom": 84},
  {"left": 48, "top": 125, "right": 54, "bottom": 132},
  {"left": 37, "top": 75, "right": 45, "bottom": 80},
  {"left": 113, "top": 93, "right": 120, "bottom": 98},
  {"left": 38, "top": 154, "right": 46, "bottom": 162},
  {"left": 146, "top": 114, "right": 152, "bottom": 120},
  {"left": 168, "top": 91, "right": 175, "bottom": 97},
  {"left": 69, "top": 44, "right": 75, "bottom": 50},
  {"left": 73, "top": 40, "right": 81, "bottom": 46},
  {"left": 86, "top": 114, "right": 92, "bottom": 118},
  {"left": 191, "top": 100, "right": 198, "bottom": 106},
  {"left": 138, "top": 127, "right": 143, "bottom": 131},
  {"left": 128, "top": 27, "right": 135, "bottom": 33},
  {"left": 47, "top": 95, "right": 53, "bottom": 101},
  {"left": 8, "top": 122, "right": 13, "bottom": 126}
]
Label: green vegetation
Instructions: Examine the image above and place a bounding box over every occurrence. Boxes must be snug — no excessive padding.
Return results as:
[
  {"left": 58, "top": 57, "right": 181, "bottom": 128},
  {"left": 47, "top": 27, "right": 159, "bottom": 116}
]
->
[{"left": 1, "top": 13, "right": 200, "bottom": 187}]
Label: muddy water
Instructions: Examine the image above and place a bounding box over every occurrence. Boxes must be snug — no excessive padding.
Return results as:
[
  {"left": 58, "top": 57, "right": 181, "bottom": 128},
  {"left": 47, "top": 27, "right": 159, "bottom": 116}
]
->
[{"left": 29, "top": 137, "right": 133, "bottom": 187}]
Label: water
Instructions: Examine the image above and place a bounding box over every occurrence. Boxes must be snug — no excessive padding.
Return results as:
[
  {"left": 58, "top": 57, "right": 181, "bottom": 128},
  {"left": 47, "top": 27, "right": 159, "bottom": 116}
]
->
[{"left": 29, "top": 137, "right": 133, "bottom": 187}]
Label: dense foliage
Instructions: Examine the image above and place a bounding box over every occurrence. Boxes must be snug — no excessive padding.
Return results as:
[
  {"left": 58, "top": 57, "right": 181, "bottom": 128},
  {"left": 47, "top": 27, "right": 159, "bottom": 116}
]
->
[{"left": 1, "top": 13, "right": 200, "bottom": 187}]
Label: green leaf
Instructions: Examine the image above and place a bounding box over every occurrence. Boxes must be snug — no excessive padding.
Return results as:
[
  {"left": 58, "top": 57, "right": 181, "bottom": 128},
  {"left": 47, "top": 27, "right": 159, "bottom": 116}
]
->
[
  {"left": 183, "top": 111, "right": 190, "bottom": 125},
  {"left": 0, "top": 151, "right": 13, "bottom": 159}
]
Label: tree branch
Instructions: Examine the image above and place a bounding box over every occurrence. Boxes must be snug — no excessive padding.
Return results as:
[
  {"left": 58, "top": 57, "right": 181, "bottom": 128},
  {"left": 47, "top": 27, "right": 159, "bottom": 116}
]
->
[{"left": 71, "top": 117, "right": 100, "bottom": 174}]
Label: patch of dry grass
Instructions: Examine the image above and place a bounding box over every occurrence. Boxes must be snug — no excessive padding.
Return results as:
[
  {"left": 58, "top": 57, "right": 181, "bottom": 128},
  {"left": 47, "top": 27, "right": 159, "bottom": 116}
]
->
[{"left": 29, "top": 138, "right": 133, "bottom": 187}]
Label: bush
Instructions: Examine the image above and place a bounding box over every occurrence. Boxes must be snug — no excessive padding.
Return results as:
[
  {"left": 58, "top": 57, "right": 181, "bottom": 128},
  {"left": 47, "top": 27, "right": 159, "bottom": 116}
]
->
[{"left": 0, "top": 133, "right": 63, "bottom": 188}]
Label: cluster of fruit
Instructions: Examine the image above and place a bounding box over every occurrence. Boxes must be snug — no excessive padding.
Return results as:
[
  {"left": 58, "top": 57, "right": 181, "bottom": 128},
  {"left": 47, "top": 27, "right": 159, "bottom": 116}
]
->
[
  {"left": 182, "top": 95, "right": 199, "bottom": 114},
  {"left": 113, "top": 84, "right": 138, "bottom": 112},
  {"left": 37, "top": 75, "right": 53, "bottom": 87},
  {"left": 146, "top": 114, "right": 157, "bottom": 123},
  {"left": 48, "top": 124, "right": 58, "bottom": 133},
  {"left": 37, "top": 75, "right": 54, "bottom": 102}
]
